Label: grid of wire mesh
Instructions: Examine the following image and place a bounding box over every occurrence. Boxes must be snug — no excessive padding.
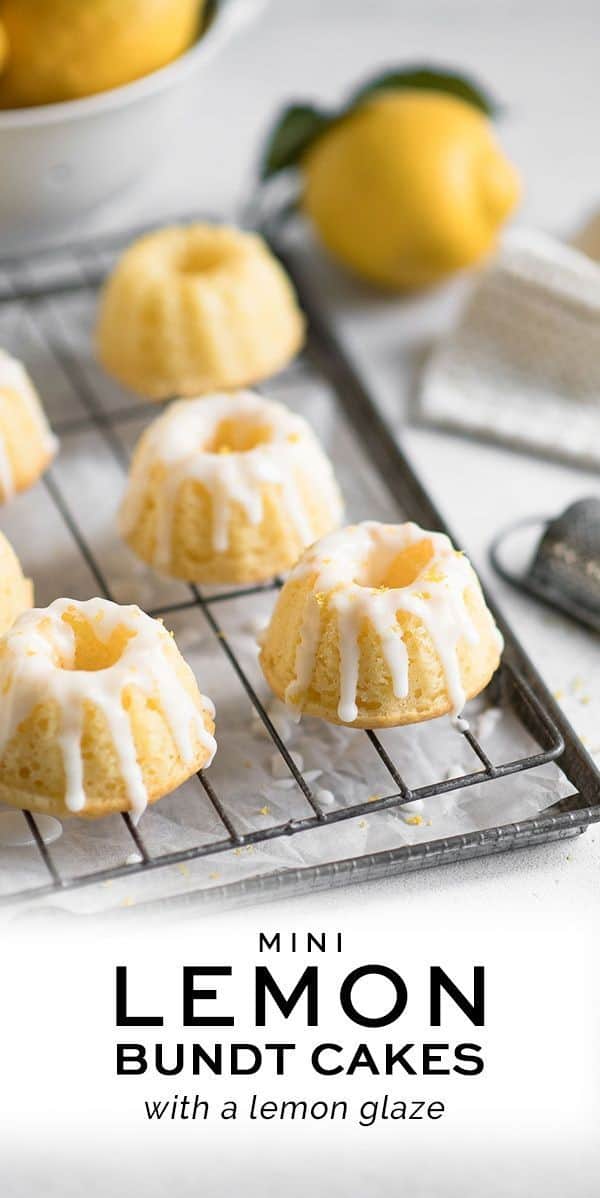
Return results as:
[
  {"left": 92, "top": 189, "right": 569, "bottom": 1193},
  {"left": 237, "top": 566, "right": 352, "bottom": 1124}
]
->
[{"left": 0, "top": 222, "right": 588, "bottom": 907}]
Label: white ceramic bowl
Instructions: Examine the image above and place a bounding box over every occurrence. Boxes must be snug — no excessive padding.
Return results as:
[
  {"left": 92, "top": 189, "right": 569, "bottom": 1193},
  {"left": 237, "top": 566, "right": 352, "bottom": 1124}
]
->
[{"left": 0, "top": 0, "right": 264, "bottom": 251}]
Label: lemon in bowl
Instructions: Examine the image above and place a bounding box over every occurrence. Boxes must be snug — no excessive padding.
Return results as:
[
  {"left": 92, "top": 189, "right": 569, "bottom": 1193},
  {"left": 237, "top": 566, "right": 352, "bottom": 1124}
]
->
[
  {"left": 0, "top": 0, "right": 265, "bottom": 247},
  {"left": 0, "top": 0, "right": 205, "bottom": 108}
]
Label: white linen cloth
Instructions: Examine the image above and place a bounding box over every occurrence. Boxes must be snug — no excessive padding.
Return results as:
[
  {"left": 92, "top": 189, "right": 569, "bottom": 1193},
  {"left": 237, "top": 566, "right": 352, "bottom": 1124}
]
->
[{"left": 419, "top": 227, "right": 600, "bottom": 467}]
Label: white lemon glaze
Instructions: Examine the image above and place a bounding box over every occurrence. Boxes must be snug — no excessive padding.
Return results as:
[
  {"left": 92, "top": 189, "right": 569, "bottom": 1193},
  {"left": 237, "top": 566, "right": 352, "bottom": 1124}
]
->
[
  {"left": 284, "top": 522, "right": 503, "bottom": 724},
  {"left": 0, "top": 349, "right": 58, "bottom": 500},
  {"left": 119, "top": 391, "right": 343, "bottom": 567},
  {"left": 0, "top": 598, "right": 216, "bottom": 818}
]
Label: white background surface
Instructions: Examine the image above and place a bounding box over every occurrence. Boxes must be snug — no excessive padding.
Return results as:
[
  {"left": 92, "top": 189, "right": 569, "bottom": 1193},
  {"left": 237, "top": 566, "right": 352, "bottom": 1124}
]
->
[
  {"left": 3, "top": 5, "right": 600, "bottom": 1195},
  {"left": 84, "top": 0, "right": 600, "bottom": 911}
]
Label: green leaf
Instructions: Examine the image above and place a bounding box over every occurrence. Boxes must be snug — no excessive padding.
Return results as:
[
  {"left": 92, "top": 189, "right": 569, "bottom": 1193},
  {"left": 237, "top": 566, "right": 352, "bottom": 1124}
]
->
[
  {"left": 260, "top": 104, "right": 330, "bottom": 181},
  {"left": 259, "top": 66, "right": 499, "bottom": 181},
  {"left": 349, "top": 65, "right": 498, "bottom": 117}
]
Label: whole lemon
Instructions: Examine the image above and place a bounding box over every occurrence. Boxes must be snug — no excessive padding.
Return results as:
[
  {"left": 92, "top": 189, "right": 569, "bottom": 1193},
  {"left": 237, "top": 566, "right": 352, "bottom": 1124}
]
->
[
  {"left": 0, "top": 19, "right": 7, "bottom": 74},
  {"left": 302, "top": 89, "right": 520, "bottom": 290},
  {"left": 0, "top": 0, "right": 205, "bottom": 109}
]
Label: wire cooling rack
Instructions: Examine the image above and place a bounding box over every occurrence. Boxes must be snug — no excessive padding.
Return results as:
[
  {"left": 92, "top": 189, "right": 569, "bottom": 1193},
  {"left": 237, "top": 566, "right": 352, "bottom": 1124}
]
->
[{"left": 0, "top": 218, "right": 598, "bottom": 911}]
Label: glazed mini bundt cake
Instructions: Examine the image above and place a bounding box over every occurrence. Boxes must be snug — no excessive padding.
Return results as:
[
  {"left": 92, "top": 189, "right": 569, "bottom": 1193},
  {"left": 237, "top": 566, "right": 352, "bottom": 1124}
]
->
[
  {"left": 95, "top": 223, "right": 305, "bottom": 400},
  {"left": 119, "top": 390, "right": 344, "bottom": 584},
  {"left": 260, "top": 521, "right": 503, "bottom": 728},
  {"left": 0, "top": 530, "right": 33, "bottom": 635},
  {"left": 0, "top": 598, "right": 216, "bottom": 820},
  {"left": 0, "top": 349, "right": 58, "bottom": 501}
]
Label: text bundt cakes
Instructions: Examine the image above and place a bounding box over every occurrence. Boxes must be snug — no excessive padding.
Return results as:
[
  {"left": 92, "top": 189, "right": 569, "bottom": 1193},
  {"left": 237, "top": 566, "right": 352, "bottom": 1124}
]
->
[
  {"left": 0, "top": 530, "right": 33, "bottom": 635},
  {"left": 260, "top": 521, "right": 503, "bottom": 728},
  {"left": 96, "top": 223, "right": 305, "bottom": 399},
  {"left": 119, "top": 391, "right": 344, "bottom": 584},
  {"left": 0, "top": 349, "right": 57, "bottom": 502},
  {"left": 0, "top": 598, "right": 216, "bottom": 820}
]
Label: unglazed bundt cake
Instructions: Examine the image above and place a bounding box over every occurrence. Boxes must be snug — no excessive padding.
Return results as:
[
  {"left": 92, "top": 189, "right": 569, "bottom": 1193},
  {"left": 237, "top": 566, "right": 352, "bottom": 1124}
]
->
[
  {"left": 0, "top": 598, "right": 216, "bottom": 820},
  {"left": 0, "top": 530, "right": 33, "bottom": 635},
  {"left": 119, "top": 391, "right": 344, "bottom": 584},
  {"left": 260, "top": 521, "right": 503, "bottom": 728},
  {"left": 95, "top": 223, "right": 305, "bottom": 400},
  {"left": 0, "top": 349, "right": 58, "bottom": 501}
]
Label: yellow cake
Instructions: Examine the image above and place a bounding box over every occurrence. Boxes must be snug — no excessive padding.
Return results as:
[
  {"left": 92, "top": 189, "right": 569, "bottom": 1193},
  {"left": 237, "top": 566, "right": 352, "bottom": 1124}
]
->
[
  {"left": 0, "top": 349, "right": 58, "bottom": 501},
  {"left": 0, "top": 530, "right": 33, "bottom": 635},
  {"left": 95, "top": 224, "right": 305, "bottom": 400},
  {"left": 0, "top": 597, "right": 216, "bottom": 819},
  {"left": 119, "top": 390, "right": 343, "bottom": 584},
  {"left": 260, "top": 521, "right": 503, "bottom": 728}
]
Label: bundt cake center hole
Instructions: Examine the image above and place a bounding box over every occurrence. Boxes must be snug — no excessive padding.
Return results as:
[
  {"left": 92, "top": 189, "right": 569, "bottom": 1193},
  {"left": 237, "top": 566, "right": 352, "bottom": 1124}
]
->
[
  {"left": 60, "top": 612, "right": 135, "bottom": 671},
  {"left": 363, "top": 539, "right": 435, "bottom": 588},
  {"left": 205, "top": 417, "right": 273, "bottom": 454},
  {"left": 177, "top": 242, "right": 230, "bottom": 276}
]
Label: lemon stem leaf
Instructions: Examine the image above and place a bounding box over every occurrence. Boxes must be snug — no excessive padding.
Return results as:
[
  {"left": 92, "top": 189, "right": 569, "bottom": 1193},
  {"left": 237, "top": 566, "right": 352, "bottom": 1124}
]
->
[
  {"left": 260, "top": 104, "right": 330, "bottom": 180},
  {"left": 260, "top": 64, "right": 499, "bottom": 180},
  {"left": 349, "top": 66, "right": 498, "bottom": 115}
]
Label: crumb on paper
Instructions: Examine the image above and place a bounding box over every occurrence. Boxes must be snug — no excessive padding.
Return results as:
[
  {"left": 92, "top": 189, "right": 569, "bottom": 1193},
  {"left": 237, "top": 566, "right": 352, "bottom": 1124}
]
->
[
  {"left": 553, "top": 689, "right": 565, "bottom": 701},
  {"left": 405, "top": 814, "right": 424, "bottom": 826},
  {"left": 177, "top": 862, "right": 189, "bottom": 877},
  {"left": 121, "top": 897, "right": 134, "bottom": 907},
  {"left": 208, "top": 872, "right": 220, "bottom": 881},
  {"left": 358, "top": 819, "right": 367, "bottom": 829},
  {"left": 233, "top": 848, "right": 243, "bottom": 857},
  {"left": 367, "top": 794, "right": 380, "bottom": 803},
  {"left": 580, "top": 695, "right": 591, "bottom": 706},
  {"left": 258, "top": 805, "right": 271, "bottom": 816}
]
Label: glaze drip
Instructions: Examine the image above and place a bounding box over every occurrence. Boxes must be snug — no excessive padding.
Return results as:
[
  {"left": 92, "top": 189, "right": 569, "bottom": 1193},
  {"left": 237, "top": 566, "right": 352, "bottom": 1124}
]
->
[
  {"left": 0, "top": 598, "right": 216, "bottom": 817},
  {"left": 119, "top": 391, "right": 343, "bottom": 567},
  {"left": 284, "top": 522, "right": 502, "bottom": 723}
]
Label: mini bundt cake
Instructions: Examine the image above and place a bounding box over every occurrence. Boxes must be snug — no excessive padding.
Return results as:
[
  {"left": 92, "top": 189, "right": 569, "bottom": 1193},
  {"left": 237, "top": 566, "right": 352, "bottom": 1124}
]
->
[
  {"left": 260, "top": 521, "right": 503, "bottom": 728},
  {"left": 0, "top": 348, "right": 58, "bottom": 502},
  {"left": 95, "top": 223, "right": 305, "bottom": 400},
  {"left": 0, "top": 530, "right": 33, "bottom": 635},
  {"left": 119, "top": 390, "right": 344, "bottom": 584},
  {"left": 0, "top": 597, "right": 216, "bottom": 820}
]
